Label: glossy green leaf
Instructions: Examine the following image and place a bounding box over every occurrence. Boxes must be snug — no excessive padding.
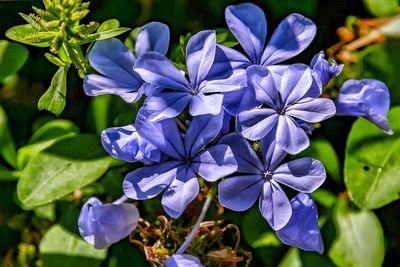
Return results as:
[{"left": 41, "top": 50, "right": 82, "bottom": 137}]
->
[
  {"left": 277, "top": 248, "right": 302, "bottom": 267},
  {"left": 17, "top": 134, "right": 112, "bottom": 207},
  {"left": 98, "top": 19, "right": 120, "bottom": 32},
  {"left": 0, "top": 105, "right": 17, "bottom": 168},
  {"left": 0, "top": 40, "right": 29, "bottom": 81},
  {"left": 38, "top": 65, "right": 70, "bottom": 116},
  {"left": 215, "top": 28, "right": 238, "bottom": 47},
  {"left": 297, "top": 138, "right": 341, "bottom": 184},
  {"left": 6, "top": 24, "right": 50, "bottom": 47},
  {"left": 363, "top": 0, "right": 398, "bottom": 17},
  {"left": 345, "top": 106, "right": 400, "bottom": 209},
  {"left": 40, "top": 225, "right": 107, "bottom": 267},
  {"left": 17, "top": 119, "right": 79, "bottom": 169},
  {"left": 328, "top": 200, "right": 385, "bottom": 267},
  {"left": 83, "top": 27, "right": 131, "bottom": 44}
]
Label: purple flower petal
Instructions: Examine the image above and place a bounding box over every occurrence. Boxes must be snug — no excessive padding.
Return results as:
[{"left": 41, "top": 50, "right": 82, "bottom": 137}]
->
[
  {"left": 247, "top": 65, "right": 280, "bottom": 109},
  {"left": 225, "top": 3, "right": 267, "bottom": 64},
  {"left": 201, "top": 69, "right": 245, "bottom": 93},
  {"left": 88, "top": 38, "right": 138, "bottom": 82},
  {"left": 101, "top": 124, "right": 164, "bottom": 164},
  {"left": 223, "top": 86, "right": 261, "bottom": 116},
  {"left": 135, "top": 113, "right": 185, "bottom": 159},
  {"left": 335, "top": 79, "right": 393, "bottom": 134},
  {"left": 134, "top": 52, "right": 191, "bottom": 92},
  {"left": 273, "top": 158, "right": 326, "bottom": 192},
  {"left": 217, "top": 44, "right": 251, "bottom": 70},
  {"left": 135, "top": 22, "right": 170, "bottom": 57},
  {"left": 311, "top": 51, "right": 343, "bottom": 87},
  {"left": 280, "top": 64, "right": 313, "bottom": 105},
  {"left": 285, "top": 97, "right": 336, "bottom": 123},
  {"left": 123, "top": 161, "right": 182, "bottom": 200},
  {"left": 192, "top": 144, "right": 237, "bottom": 182},
  {"left": 162, "top": 166, "right": 199, "bottom": 218},
  {"left": 141, "top": 92, "right": 192, "bottom": 122},
  {"left": 78, "top": 197, "right": 139, "bottom": 249},
  {"left": 166, "top": 254, "right": 204, "bottom": 267},
  {"left": 261, "top": 13, "right": 316, "bottom": 66},
  {"left": 259, "top": 180, "right": 292, "bottom": 230},
  {"left": 189, "top": 93, "right": 224, "bottom": 117},
  {"left": 218, "top": 174, "right": 264, "bottom": 211},
  {"left": 276, "top": 115, "right": 310, "bottom": 154},
  {"left": 83, "top": 74, "right": 143, "bottom": 103},
  {"left": 236, "top": 108, "right": 279, "bottom": 141},
  {"left": 219, "top": 133, "right": 263, "bottom": 173},
  {"left": 260, "top": 127, "right": 287, "bottom": 170},
  {"left": 186, "top": 30, "right": 216, "bottom": 88},
  {"left": 185, "top": 111, "right": 224, "bottom": 158},
  {"left": 276, "top": 193, "right": 324, "bottom": 253}
]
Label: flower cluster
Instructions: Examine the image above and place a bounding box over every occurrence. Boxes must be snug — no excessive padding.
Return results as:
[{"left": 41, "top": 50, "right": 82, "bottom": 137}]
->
[{"left": 78, "top": 2, "right": 392, "bottom": 265}]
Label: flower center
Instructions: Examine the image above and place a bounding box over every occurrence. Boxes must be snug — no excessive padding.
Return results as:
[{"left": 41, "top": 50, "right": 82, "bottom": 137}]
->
[{"left": 263, "top": 170, "right": 273, "bottom": 181}]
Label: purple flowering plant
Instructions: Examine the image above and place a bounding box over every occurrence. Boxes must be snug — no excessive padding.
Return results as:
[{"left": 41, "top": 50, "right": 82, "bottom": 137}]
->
[{"left": 4, "top": 0, "right": 397, "bottom": 266}]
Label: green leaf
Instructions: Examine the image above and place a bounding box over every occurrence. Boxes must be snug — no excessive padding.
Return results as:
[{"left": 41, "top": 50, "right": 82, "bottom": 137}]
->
[
  {"left": 277, "top": 248, "right": 303, "bottom": 267},
  {"left": 83, "top": 28, "right": 131, "bottom": 44},
  {"left": 40, "top": 224, "right": 107, "bottom": 267},
  {"left": 297, "top": 138, "right": 341, "bottom": 184},
  {"left": 38, "top": 65, "right": 70, "bottom": 116},
  {"left": 6, "top": 24, "right": 50, "bottom": 47},
  {"left": 0, "top": 105, "right": 17, "bottom": 168},
  {"left": 328, "top": 200, "right": 385, "bottom": 267},
  {"left": 344, "top": 106, "right": 400, "bottom": 209},
  {"left": 311, "top": 189, "right": 337, "bottom": 209},
  {"left": 34, "top": 203, "right": 56, "bottom": 221},
  {"left": 17, "top": 119, "right": 79, "bottom": 169},
  {"left": 88, "top": 95, "right": 112, "bottom": 135},
  {"left": 215, "top": 28, "right": 238, "bottom": 47},
  {"left": 0, "top": 40, "right": 29, "bottom": 81},
  {"left": 363, "top": 0, "right": 398, "bottom": 17},
  {"left": 17, "top": 134, "right": 112, "bottom": 208},
  {"left": 359, "top": 40, "right": 400, "bottom": 105},
  {"left": 124, "top": 27, "right": 141, "bottom": 52},
  {"left": 97, "top": 19, "right": 120, "bottom": 32}
]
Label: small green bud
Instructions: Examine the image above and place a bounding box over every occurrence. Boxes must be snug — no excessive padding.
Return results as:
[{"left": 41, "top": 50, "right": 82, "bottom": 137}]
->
[
  {"left": 74, "top": 21, "right": 99, "bottom": 34},
  {"left": 50, "top": 30, "right": 64, "bottom": 52},
  {"left": 25, "top": 31, "right": 56, "bottom": 43},
  {"left": 45, "top": 20, "right": 61, "bottom": 29},
  {"left": 70, "top": 9, "right": 89, "bottom": 22},
  {"left": 45, "top": 53, "right": 66, "bottom": 66},
  {"left": 32, "top": 6, "right": 57, "bottom": 21}
]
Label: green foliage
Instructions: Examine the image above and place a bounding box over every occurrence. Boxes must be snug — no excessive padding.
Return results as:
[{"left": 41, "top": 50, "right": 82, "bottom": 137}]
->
[
  {"left": 363, "top": 0, "right": 399, "bottom": 17},
  {"left": 277, "top": 248, "right": 302, "bottom": 267},
  {"left": 0, "top": 40, "right": 29, "bottom": 82},
  {"left": 328, "top": 200, "right": 385, "bottom": 267},
  {"left": 345, "top": 106, "right": 400, "bottom": 209},
  {"left": 0, "top": 105, "right": 17, "bottom": 169},
  {"left": 297, "top": 138, "right": 341, "bottom": 184},
  {"left": 6, "top": 24, "right": 50, "bottom": 47},
  {"left": 17, "top": 134, "right": 112, "bottom": 208},
  {"left": 38, "top": 65, "right": 70, "bottom": 116},
  {"left": 40, "top": 224, "right": 107, "bottom": 267}
]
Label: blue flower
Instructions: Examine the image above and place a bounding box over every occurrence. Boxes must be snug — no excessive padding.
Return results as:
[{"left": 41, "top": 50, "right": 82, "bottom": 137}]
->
[
  {"left": 218, "top": 133, "right": 326, "bottom": 230},
  {"left": 134, "top": 30, "right": 244, "bottom": 122},
  {"left": 310, "top": 51, "right": 343, "bottom": 87},
  {"left": 166, "top": 254, "right": 204, "bottom": 267},
  {"left": 236, "top": 64, "right": 336, "bottom": 154},
  {"left": 78, "top": 197, "right": 139, "bottom": 249},
  {"left": 83, "top": 22, "right": 170, "bottom": 102},
  {"left": 123, "top": 111, "right": 237, "bottom": 218},
  {"left": 335, "top": 79, "right": 393, "bottom": 134},
  {"left": 276, "top": 193, "right": 324, "bottom": 253},
  {"left": 101, "top": 124, "right": 166, "bottom": 165},
  {"left": 221, "top": 3, "right": 317, "bottom": 115}
]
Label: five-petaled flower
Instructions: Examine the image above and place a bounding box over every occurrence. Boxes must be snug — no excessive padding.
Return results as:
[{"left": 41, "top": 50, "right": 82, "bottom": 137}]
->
[
  {"left": 134, "top": 30, "right": 244, "bottom": 122},
  {"left": 123, "top": 111, "right": 237, "bottom": 218},
  {"left": 218, "top": 132, "right": 326, "bottom": 230},
  {"left": 236, "top": 64, "right": 336, "bottom": 154}
]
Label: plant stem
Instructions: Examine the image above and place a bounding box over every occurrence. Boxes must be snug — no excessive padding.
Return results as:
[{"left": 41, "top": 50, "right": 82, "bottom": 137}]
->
[
  {"left": 113, "top": 195, "right": 129, "bottom": 205},
  {"left": 176, "top": 188, "right": 214, "bottom": 254}
]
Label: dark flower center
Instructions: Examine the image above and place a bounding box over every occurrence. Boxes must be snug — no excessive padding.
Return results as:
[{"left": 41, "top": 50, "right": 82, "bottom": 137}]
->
[{"left": 263, "top": 170, "right": 273, "bottom": 181}]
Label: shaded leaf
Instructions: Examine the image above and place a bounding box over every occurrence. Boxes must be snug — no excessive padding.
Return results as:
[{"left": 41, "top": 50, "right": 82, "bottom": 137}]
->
[
  {"left": 40, "top": 225, "right": 107, "bottom": 267},
  {"left": 0, "top": 105, "right": 17, "bottom": 168},
  {"left": 363, "top": 0, "right": 398, "bottom": 17},
  {"left": 277, "top": 248, "right": 302, "bottom": 267},
  {"left": 6, "top": 24, "right": 50, "bottom": 47},
  {"left": 328, "top": 200, "right": 385, "bottom": 267},
  {"left": 0, "top": 40, "right": 29, "bottom": 81},
  {"left": 17, "top": 134, "right": 112, "bottom": 208}
]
